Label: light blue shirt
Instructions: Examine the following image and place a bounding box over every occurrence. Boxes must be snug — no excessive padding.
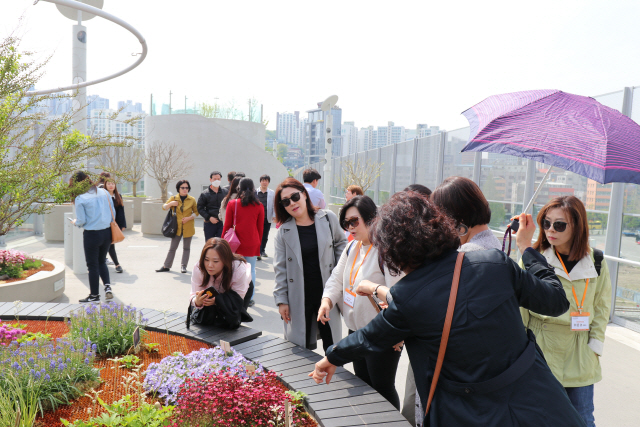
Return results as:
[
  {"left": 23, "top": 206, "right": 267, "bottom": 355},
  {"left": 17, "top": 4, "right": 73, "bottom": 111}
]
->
[
  {"left": 75, "top": 187, "right": 115, "bottom": 230},
  {"left": 303, "top": 183, "right": 326, "bottom": 209}
]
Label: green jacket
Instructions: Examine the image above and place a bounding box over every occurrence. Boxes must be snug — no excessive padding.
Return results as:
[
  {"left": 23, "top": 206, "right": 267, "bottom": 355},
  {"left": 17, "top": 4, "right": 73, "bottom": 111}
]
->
[{"left": 520, "top": 247, "right": 611, "bottom": 387}]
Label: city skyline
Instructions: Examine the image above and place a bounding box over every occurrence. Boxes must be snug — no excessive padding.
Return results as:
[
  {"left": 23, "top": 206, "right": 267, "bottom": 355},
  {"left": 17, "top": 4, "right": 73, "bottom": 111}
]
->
[{"left": 3, "top": 1, "right": 640, "bottom": 134}]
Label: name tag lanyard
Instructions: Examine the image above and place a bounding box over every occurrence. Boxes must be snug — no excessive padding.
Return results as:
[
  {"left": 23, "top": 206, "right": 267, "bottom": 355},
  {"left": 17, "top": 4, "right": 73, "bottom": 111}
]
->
[
  {"left": 349, "top": 242, "right": 373, "bottom": 290},
  {"left": 556, "top": 250, "right": 589, "bottom": 315}
]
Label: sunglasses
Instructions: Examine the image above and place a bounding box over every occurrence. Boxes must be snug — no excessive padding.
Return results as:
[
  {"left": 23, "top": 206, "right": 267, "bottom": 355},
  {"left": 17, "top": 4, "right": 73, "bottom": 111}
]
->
[
  {"left": 342, "top": 216, "right": 361, "bottom": 230},
  {"left": 179, "top": 186, "right": 189, "bottom": 190},
  {"left": 281, "top": 191, "right": 302, "bottom": 207},
  {"left": 543, "top": 219, "right": 568, "bottom": 232}
]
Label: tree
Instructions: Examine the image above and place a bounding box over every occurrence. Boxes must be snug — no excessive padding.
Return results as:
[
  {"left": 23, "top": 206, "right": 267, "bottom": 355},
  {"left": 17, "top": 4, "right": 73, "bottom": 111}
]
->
[
  {"left": 0, "top": 33, "right": 135, "bottom": 237},
  {"left": 339, "top": 159, "right": 383, "bottom": 192},
  {"left": 146, "top": 140, "right": 194, "bottom": 201},
  {"left": 97, "top": 145, "right": 147, "bottom": 197},
  {"left": 276, "top": 144, "right": 288, "bottom": 162}
]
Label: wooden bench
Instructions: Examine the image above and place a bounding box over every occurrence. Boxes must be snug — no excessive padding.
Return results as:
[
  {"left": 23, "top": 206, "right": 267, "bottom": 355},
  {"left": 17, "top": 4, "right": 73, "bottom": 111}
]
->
[{"left": 1, "top": 302, "right": 411, "bottom": 427}]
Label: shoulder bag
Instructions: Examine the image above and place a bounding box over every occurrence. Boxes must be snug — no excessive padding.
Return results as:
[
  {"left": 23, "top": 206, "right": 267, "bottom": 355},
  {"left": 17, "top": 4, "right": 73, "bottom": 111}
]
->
[
  {"left": 425, "top": 251, "right": 465, "bottom": 417},
  {"left": 105, "top": 190, "right": 125, "bottom": 244},
  {"left": 161, "top": 197, "right": 178, "bottom": 238},
  {"left": 223, "top": 199, "right": 242, "bottom": 252}
]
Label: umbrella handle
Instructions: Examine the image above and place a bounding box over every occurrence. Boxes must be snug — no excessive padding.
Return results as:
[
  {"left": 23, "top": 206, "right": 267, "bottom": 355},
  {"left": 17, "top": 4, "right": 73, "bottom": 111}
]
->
[{"left": 510, "top": 218, "right": 520, "bottom": 233}]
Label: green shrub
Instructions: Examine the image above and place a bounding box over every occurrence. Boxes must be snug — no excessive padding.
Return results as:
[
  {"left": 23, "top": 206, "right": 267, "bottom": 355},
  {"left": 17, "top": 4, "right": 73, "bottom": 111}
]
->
[{"left": 67, "top": 303, "right": 147, "bottom": 357}]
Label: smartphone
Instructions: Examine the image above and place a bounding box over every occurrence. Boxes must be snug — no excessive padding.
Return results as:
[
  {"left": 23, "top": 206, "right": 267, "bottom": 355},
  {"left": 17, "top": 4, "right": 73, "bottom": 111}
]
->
[
  {"left": 202, "top": 287, "right": 219, "bottom": 299},
  {"left": 67, "top": 217, "right": 75, "bottom": 222}
]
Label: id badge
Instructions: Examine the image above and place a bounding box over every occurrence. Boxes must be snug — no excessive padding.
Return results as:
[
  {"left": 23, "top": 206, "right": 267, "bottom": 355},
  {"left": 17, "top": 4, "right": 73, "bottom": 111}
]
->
[
  {"left": 343, "top": 289, "right": 357, "bottom": 308},
  {"left": 570, "top": 312, "right": 590, "bottom": 331}
]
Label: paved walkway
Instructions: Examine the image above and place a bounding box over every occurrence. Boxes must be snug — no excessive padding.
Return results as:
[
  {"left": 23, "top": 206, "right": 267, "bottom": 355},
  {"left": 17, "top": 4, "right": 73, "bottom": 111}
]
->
[{"left": 6, "top": 220, "right": 640, "bottom": 426}]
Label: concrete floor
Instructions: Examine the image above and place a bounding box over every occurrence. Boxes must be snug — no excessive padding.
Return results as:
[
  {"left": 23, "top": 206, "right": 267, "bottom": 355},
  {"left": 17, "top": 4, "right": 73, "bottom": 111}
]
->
[{"left": 6, "top": 221, "right": 640, "bottom": 426}]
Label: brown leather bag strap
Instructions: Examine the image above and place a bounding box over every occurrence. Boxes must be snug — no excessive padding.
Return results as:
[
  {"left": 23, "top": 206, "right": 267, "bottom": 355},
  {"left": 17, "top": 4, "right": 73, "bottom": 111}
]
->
[{"left": 425, "top": 251, "right": 465, "bottom": 417}]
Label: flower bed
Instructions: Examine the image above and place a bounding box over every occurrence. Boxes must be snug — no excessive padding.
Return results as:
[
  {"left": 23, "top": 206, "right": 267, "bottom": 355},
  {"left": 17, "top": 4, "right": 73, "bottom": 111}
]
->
[
  {"left": 0, "top": 315, "right": 317, "bottom": 427},
  {"left": 0, "top": 249, "right": 53, "bottom": 283}
]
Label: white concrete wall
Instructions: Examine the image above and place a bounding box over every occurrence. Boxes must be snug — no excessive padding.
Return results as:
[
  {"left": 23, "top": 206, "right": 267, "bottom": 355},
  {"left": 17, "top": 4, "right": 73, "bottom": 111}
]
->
[{"left": 144, "top": 114, "right": 288, "bottom": 200}]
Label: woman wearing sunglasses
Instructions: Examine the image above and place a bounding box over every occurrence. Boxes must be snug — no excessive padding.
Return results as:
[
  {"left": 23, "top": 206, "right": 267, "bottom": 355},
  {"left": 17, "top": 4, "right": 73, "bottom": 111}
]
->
[
  {"left": 317, "top": 195, "right": 404, "bottom": 409},
  {"left": 272, "top": 178, "right": 347, "bottom": 351},
  {"left": 157, "top": 179, "right": 199, "bottom": 274},
  {"left": 521, "top": 196, "right": 610, "bottom": 427}
]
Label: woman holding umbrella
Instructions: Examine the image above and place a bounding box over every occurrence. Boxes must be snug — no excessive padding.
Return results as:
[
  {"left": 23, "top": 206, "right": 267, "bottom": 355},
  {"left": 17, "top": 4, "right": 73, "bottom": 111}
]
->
[{"left": 521, "top": 196, "right": 611, "bottom": 427}]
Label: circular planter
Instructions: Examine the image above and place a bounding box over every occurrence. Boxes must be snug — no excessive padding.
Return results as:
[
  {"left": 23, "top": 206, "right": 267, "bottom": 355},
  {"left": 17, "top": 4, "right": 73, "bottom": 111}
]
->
[
  {"left": 0, "top": 258, "right": 65, "bottom": 301},
  {"left": 123, "top": 196, "right": 145, "bottom": 223},
  {"left": 141, "top": 201, "right": 166, "bottom": 236},
  {"left": 122, "top": 200, "right": 134, "bottom": 231},
  {"left": 44, "top": 204, "right": 74, "bottom": 242}
]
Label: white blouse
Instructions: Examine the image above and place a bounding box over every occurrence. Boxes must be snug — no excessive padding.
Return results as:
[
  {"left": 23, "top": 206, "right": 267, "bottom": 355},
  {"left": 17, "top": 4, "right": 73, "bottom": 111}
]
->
[{"left": 322, "top": 241, "right": 402, "bottom": 331}]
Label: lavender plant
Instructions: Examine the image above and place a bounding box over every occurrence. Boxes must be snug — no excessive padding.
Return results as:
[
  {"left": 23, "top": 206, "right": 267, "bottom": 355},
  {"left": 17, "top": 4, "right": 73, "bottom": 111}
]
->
[
  {"left": 143, "top": 347, "right": 262, "bottom": 404},
  {"left": 67, "top": 302, "right": 148, "bottom": 357},
  {"left": 0, "top": 336, "right": 99, "bottom": 414}
]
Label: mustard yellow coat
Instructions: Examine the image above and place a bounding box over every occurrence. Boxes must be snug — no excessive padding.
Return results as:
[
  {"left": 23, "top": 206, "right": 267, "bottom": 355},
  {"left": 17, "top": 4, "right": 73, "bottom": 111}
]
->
[
  {"left": 164, "top": 195, "right": 199, "bottom": 238},
  {"left": 520, "top": 247, "right": 611, "bottom": 387}
]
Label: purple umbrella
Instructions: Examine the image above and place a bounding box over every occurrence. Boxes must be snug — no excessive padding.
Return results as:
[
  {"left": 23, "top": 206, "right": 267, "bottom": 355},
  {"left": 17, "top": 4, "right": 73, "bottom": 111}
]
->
[{"left": 461, "top": 89, "right": 640, "bottom": 185}]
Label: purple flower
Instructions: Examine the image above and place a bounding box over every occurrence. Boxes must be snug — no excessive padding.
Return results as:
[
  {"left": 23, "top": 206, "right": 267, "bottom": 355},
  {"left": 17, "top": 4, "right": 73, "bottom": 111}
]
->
[{"left": 44, "top": 374, "right": 50, "bottom": 381}]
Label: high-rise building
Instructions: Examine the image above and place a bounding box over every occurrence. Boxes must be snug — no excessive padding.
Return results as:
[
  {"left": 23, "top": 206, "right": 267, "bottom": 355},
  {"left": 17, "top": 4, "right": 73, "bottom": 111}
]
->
[
  {"left": 357, "top": 126, "right": 374, "bottom": 152},
  {"left": 304, "top": 102, "right": 342, "bottom": 164},
  {"left": 276, "top": 111, "right": 301, "bottom": 146},
  {"left": 341, "top": 121, "right": 358, "bottom": 155},
  {"left": 118, "top": 100, "right": 143, "bottom": 113},
  {"left": 86, "top": 95, "right": 110, "bottom": 132}
]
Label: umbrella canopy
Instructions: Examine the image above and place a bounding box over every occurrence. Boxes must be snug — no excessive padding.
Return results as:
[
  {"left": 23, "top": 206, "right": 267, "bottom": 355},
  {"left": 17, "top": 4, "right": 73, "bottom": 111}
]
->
[{"left": 461, "top": 89, "right": 640, "bottom": 185}]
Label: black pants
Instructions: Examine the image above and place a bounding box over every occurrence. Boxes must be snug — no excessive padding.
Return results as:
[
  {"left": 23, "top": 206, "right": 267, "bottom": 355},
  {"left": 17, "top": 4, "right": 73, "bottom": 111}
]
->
[
  {"left": 260, "top": 220, "right": 271, "bottom": 253},
  {"left": 83, "top": 228, "right": 112, "bottom": 296},
  {"left": 204, "top": 220, "right": 224, "bottom": 241},
  {"left": 108, "top": 244, "right": 119, "bottom": 266},
  {"left": 349, "top": 329, "right": 402, "bottom": 410},
  {"left": 305, "top": 303, "right": 333, "bottom": 352}
]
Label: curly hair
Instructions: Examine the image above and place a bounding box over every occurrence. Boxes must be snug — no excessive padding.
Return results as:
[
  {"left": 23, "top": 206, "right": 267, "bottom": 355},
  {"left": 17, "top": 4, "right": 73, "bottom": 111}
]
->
[{"left": 371, "top": 191, "right": 460, "bottom": 275}]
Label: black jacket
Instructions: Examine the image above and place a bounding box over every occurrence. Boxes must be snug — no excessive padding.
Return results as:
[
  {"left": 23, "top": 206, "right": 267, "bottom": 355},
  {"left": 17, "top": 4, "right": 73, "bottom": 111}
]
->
[
  {"left": 186, "top": 287, "right": 253, "bottom": 330},
  {"left": 112, "top": 197, "right": 126, "bottom": 229},
  {"left": 197, "top": 186, "right": 228, "bottom": 222},
  {"left": 326, "top": 248, "right": 585, "bottom": 427}
]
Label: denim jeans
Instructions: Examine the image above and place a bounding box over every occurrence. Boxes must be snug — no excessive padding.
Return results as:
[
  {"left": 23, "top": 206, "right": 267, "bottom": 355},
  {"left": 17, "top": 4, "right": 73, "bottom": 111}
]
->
[
  {"left": 83, "top": 228, "right": 112, "bottom": 295},
  {"left": 244, "top": 256, "right": 257, "bottom": 299},
  {"left": 565, "top": 385, "right": 595, "bottom": 427}
]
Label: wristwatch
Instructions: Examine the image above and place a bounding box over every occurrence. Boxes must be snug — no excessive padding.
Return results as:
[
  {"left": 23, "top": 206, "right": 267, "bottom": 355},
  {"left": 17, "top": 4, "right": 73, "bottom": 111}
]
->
[{"left": 373, "top": 285, "right": 381, "bottom": 298}]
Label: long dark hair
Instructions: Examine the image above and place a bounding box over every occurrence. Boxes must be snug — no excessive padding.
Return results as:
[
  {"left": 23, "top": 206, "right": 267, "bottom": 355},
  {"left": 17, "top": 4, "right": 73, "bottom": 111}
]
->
[
  {"left": 99, "top": 172, "right": 123, "bottom": 207},
  {"left": 223, "top": 176, "right": 242, "bottom": 205},
  {"left": 68, "top": 170, "right": 97, "bottom": 202},
  {"left": 274, "top": 178, "right": 316, "bottom": 224},
  {"left": 533, "top": 196, "right": 590, "bottom": 261},
  {"left": 199, "top": 238, "right": 246, "bottom": 292},
  {"left": 237, "top": 178, "right": 260, "bottom": 207}
]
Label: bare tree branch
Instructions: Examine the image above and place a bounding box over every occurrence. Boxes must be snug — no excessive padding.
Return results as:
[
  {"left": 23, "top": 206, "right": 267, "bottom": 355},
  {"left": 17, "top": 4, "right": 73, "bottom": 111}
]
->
[
  {"left": 339, "top": 159, "right": 383, "bottom": 192},
  {"left": 146, "top": 140, "right": 194, "bottom": 200}
]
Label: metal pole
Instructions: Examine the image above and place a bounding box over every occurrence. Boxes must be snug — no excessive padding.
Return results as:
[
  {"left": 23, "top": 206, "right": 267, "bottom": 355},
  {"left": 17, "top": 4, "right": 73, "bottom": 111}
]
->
[
  {"left": 375, "top": 148, "right": 381, "bottom": 205},
  {"left": 324, "top": 110, "right": 333, "bottom": 197},
  {"left": 169, "top": 90, "right": 172, "bottom": 114},
  {"left": 185, "top": 96, "right": 187, "bottom": 114},
  {"left": 410, "top": 137, "right": 418, "bottom": 185},
  {"left": 435, "top": 132, "right": 446, "bottom": 186},
  {"left": 71, "top": 20, "right": 87, "bottom": 138},
  {"left": 472, "top": 151, "right": 482, "bottom": 185},
  {"left": 390, "top": 142, "right": 398, "bottom": 195},
  {"left": 150, "top": 93, "right": 153, "bottom": 116},
  {"left": 605, "top": 86, "right": 633, "bottom": 320},
  {"left": 522, "top": 159, "right": 536, "bottom": 213}
]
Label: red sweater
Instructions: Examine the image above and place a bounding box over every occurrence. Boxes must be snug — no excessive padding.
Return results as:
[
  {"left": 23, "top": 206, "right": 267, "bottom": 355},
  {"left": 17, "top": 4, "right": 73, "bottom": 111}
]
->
[{"left": 222, "top": 199, "right": 265, "bottom": 257}]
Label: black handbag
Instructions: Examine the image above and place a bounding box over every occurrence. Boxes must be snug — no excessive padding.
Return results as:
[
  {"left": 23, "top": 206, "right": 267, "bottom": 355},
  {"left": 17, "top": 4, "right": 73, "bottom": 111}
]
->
[{"left": 162, "top": 206, "right": 178, "bottom": 238}]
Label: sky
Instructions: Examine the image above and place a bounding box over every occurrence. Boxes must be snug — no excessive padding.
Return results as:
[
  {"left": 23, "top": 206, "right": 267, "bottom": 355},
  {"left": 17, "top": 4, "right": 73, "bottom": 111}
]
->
[{"left": 2, "top": 0, "right": 640, "bottom": 131}]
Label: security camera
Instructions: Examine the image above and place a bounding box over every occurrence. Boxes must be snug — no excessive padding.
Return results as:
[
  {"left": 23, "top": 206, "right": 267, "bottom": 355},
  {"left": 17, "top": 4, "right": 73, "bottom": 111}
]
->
[
  {"left": 326, "top": 128, "right": 331, "bottom": 133},
  {"left": 327, "top": 138, "right": 332, "bottom": 144}
]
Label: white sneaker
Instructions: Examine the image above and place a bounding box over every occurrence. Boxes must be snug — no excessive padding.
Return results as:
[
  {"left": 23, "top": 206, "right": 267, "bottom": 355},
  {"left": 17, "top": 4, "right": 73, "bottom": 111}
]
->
[
  {"left": 104, "top": 285, "right": 113, "bottom": 300},
  {"left": 106, "top": 259, "right": 114, "bottom": 265}
]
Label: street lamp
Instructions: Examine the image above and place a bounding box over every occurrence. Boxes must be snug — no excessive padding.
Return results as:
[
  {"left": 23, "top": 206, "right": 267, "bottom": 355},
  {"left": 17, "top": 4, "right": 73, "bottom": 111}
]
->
[{"left": 321, "top": 95, "right": 338, "bottom": 198}]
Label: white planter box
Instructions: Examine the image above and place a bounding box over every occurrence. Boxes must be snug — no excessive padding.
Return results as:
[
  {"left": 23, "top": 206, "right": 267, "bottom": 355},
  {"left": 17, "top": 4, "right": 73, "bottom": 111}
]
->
[
  {"left": 141, "top": 201, "right": 166, "bottom": 236},
  {"left": 44, "top": 204, "right": 74, "bottom": 242}
]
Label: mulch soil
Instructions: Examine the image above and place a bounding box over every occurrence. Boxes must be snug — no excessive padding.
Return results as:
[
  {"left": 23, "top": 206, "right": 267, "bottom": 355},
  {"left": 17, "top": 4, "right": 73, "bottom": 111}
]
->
[
  {"left": 9, "top": 320, "right": 316, "bottom": 427},
  {"left": 0, "top": 260, "right": 55, "bottom": 284}
]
